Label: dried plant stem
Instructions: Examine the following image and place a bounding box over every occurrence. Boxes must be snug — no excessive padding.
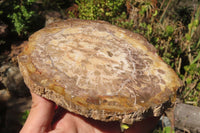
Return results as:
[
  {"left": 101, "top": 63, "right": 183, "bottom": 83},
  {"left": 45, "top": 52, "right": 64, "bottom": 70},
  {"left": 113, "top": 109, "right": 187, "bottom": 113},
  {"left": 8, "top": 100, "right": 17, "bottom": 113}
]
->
[
  {"left": 159, "top": 0, "right": 166, "bottom": 10},
  {"left": 183, "top": 80, "right": 198, "bottom": 99},
  {"left": 188, "top": 43, "right": 193, "bottom": 64},
  {"left": 176, "top": 57, "right": 182, "bottom": 74},
  {"left": 191, "top": 48, "right": 200, "bottom": 64},
  {"left": 159, "top": 0, "right": 172, "bottom": 23}
]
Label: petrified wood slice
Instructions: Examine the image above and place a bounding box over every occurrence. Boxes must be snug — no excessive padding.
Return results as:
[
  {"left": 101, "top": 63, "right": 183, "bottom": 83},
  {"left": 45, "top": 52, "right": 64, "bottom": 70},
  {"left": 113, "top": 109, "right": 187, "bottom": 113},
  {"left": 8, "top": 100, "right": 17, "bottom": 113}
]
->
[{"left": 18, "top": 19, "right": 182, "bottom": 124}]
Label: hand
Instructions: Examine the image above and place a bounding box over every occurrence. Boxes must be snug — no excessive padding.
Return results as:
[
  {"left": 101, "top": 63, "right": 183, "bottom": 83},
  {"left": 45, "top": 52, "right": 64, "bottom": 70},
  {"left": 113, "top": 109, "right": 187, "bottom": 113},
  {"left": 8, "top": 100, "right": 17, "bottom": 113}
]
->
[{"left": 20, "top": 93, "right": 159, "bottom": 133}]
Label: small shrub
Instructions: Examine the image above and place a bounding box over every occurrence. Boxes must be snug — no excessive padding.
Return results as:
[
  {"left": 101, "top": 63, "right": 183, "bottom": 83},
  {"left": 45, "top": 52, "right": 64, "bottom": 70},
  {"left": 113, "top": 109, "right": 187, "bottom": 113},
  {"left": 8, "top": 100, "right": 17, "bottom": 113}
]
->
[
  {"left": 69, "top": 0, "right": 132, "bottom": 28},
  {"left": 1, "top": 0, "right": 37, "bottom": 35}
]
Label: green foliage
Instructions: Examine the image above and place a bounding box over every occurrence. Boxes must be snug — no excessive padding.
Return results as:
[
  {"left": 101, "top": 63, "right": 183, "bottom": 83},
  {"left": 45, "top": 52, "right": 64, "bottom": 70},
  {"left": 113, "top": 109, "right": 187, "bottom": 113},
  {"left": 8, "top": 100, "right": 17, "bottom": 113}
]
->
[
  {"left": 70, "top": 0, "right": 133, "bottom": 29},
  {"left": 74, "top": 0, "right": 125, "bottom": 21},
  {"left": 120, "top": 123, "right": 130, "bottom": 132},
  {"left": 180, "top": 5, "right": 200, "bottom": 106},
  {"left": 153, "top": 127, "right": 175, "bottom": 133},
  {"left": 19, "top": 110, "right": 30, "bottom": 125},
  {"left": 138, "top": 0, "right": 155, "bottom": 19},
  {"left": 165, "top": 26, "right": 174, "bottom": 36},
  {"left": 1, "top": 0, "right": 37, "bottom": 35}
]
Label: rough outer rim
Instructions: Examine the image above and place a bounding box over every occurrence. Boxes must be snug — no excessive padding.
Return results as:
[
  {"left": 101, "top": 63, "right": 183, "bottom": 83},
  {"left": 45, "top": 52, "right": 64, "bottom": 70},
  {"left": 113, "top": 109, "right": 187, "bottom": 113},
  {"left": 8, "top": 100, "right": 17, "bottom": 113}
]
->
[{"left": 19, "top": 59, "right": 173, "bottom": 124}]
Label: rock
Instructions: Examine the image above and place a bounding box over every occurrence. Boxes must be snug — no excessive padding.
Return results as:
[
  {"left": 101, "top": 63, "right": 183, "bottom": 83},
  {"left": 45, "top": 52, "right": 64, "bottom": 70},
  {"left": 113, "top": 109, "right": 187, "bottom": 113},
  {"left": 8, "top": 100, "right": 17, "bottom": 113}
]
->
[
  {"left": 1, "top": 66, "right": 30, "bottom": 97},
  {"left": 0, "top": 42, "right": 30, "bottom": 97},
  {"left": 175, "top": 103, "right": 200, "bottom": 133},
  {"left": 160, "top": 116, "right": 171, "bottom": 127}
]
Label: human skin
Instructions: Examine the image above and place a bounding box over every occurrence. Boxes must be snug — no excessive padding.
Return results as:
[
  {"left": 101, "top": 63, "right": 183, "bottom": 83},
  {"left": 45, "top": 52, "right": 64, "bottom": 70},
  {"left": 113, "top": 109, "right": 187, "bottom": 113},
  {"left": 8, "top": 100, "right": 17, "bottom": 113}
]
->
[{"left": 20, "top": 93, "right": 160, "bottom": 133}]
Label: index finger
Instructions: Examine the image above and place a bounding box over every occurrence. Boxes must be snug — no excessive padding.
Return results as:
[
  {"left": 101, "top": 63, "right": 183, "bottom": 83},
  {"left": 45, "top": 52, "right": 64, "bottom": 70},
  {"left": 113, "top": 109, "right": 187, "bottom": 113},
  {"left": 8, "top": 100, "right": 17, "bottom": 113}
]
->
[{"left": 20, "top": 93, "right": 55, "bottom": 133}]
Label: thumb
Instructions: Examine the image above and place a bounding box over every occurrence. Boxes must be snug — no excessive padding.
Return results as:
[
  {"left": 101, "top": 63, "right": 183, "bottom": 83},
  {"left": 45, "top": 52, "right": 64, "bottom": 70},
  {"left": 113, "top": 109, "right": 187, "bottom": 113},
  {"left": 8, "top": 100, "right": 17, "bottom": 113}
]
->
[{"left": 20, "top": 93, "right": 55, "bottom": 133}]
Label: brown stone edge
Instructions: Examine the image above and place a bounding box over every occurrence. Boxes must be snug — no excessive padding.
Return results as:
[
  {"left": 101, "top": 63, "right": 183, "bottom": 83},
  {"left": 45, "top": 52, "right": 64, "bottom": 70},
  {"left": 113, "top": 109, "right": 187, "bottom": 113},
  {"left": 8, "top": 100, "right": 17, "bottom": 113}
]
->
[
  {"left": 18, "top": 56, "right": 173, "bottom": 125},
  {"left": 23, "top": 73, "right": 172, "bottom": 124}
]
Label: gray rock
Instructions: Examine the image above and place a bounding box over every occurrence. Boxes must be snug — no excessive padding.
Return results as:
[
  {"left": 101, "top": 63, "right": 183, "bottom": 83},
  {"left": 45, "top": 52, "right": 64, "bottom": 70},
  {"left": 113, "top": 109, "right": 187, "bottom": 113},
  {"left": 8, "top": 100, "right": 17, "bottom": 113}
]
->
[
  {"left": 0, "top": 65, "right": 30, "bottom": 97},
  {"left": 160, "top": 116, "right": 171, "bottom": 127}
]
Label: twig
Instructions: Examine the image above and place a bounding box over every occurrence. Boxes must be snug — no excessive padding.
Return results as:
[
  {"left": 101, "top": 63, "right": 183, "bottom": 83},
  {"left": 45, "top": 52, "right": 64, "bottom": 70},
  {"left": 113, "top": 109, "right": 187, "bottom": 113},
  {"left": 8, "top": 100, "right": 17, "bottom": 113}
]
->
[
  {"left": 188, "top": 43, "right": 192, "bottom": 64},
  {"left": 183, "top": 128, "right": 191, "bottom": 133},
  {"left": 191, "top": 50, "right": 200, "bottom": 64},
  {"left": 183, "top": 80, "right": 198, "bottom": 99},
  {"left": 177, "top": 58, "right": 182, "bottom": 74},
  {"left": 160, "top": 0, "right": 166, "bottom": 10},
  {"left": 159, "top": 0, "right": 172, "bottom": 23}
]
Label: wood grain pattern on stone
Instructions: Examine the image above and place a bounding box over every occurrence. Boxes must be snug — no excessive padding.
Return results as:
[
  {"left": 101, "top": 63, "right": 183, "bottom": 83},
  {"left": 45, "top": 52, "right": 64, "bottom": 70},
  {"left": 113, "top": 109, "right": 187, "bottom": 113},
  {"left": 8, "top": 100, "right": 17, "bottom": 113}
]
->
[{"left": 18, "top": 19, "right": 182, "bottom": 124}]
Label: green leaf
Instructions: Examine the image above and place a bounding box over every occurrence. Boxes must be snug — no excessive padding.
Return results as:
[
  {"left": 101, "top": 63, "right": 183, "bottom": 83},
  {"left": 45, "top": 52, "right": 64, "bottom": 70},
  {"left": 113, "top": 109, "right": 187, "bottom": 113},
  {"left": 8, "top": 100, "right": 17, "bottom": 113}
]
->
[
  {"left": 121, "top": 123, "right": 129, "bottom": 130},
  {"left": 27, "top": 0, "right": 36, "bottom": 3},
  {"left": 186, "top": 77, "right": 192, "bottom": 84},
  {"left": 185, "top": 33, "right": 191, "bottom": 41},
  {"left": 147, "top": 24, "right": 152, "bottom": 34},
  {"left": 188, "top": 23, "right": 193, "bottom": 30},
  {"left": 163, "top": 127, "right": 175, "bottom": 133},
  {"left": 19, "top": 110, "right": 30, "bottom": 125},
  {"left": 197, "top": 83, "right": 200, "bottom": 91},
  {"left": 191, "top": 52, "right": 200, "bottom": 64},
  {"left": 152, "top": 10, "right": 158, "bottom": 17},
  {"left": 166, "top": 25, "right": 174, "bottom": 36},
  {"left": 193, "top": 19, "right": 199, "bottom": 27}
]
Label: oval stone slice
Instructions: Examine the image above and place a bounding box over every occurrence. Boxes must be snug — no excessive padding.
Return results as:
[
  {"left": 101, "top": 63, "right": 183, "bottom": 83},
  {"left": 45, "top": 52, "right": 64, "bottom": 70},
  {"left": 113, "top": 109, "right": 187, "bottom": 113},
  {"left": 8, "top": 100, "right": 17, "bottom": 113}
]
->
[{"left": 18, "top": 19, "right": 182, "bottom": 124}]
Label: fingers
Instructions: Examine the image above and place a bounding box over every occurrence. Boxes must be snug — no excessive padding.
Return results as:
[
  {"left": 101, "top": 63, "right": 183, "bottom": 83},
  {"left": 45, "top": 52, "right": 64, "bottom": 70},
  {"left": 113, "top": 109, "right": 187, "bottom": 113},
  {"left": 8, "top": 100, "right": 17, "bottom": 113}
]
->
[
  {"left": 81, "top": 116, "right": 121, "bottom": 133},
  {"left": 52, "top": 109, "right": 121, "bottom": 133},
  {"left": 20, "top": 92, "right": 160, "bottom": 133},
  {"left": 20, "top": 93, "right": 56, "bottom": 133},
  {"left": 50, "top": 109, "right": 79, "bottom": 133}
]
